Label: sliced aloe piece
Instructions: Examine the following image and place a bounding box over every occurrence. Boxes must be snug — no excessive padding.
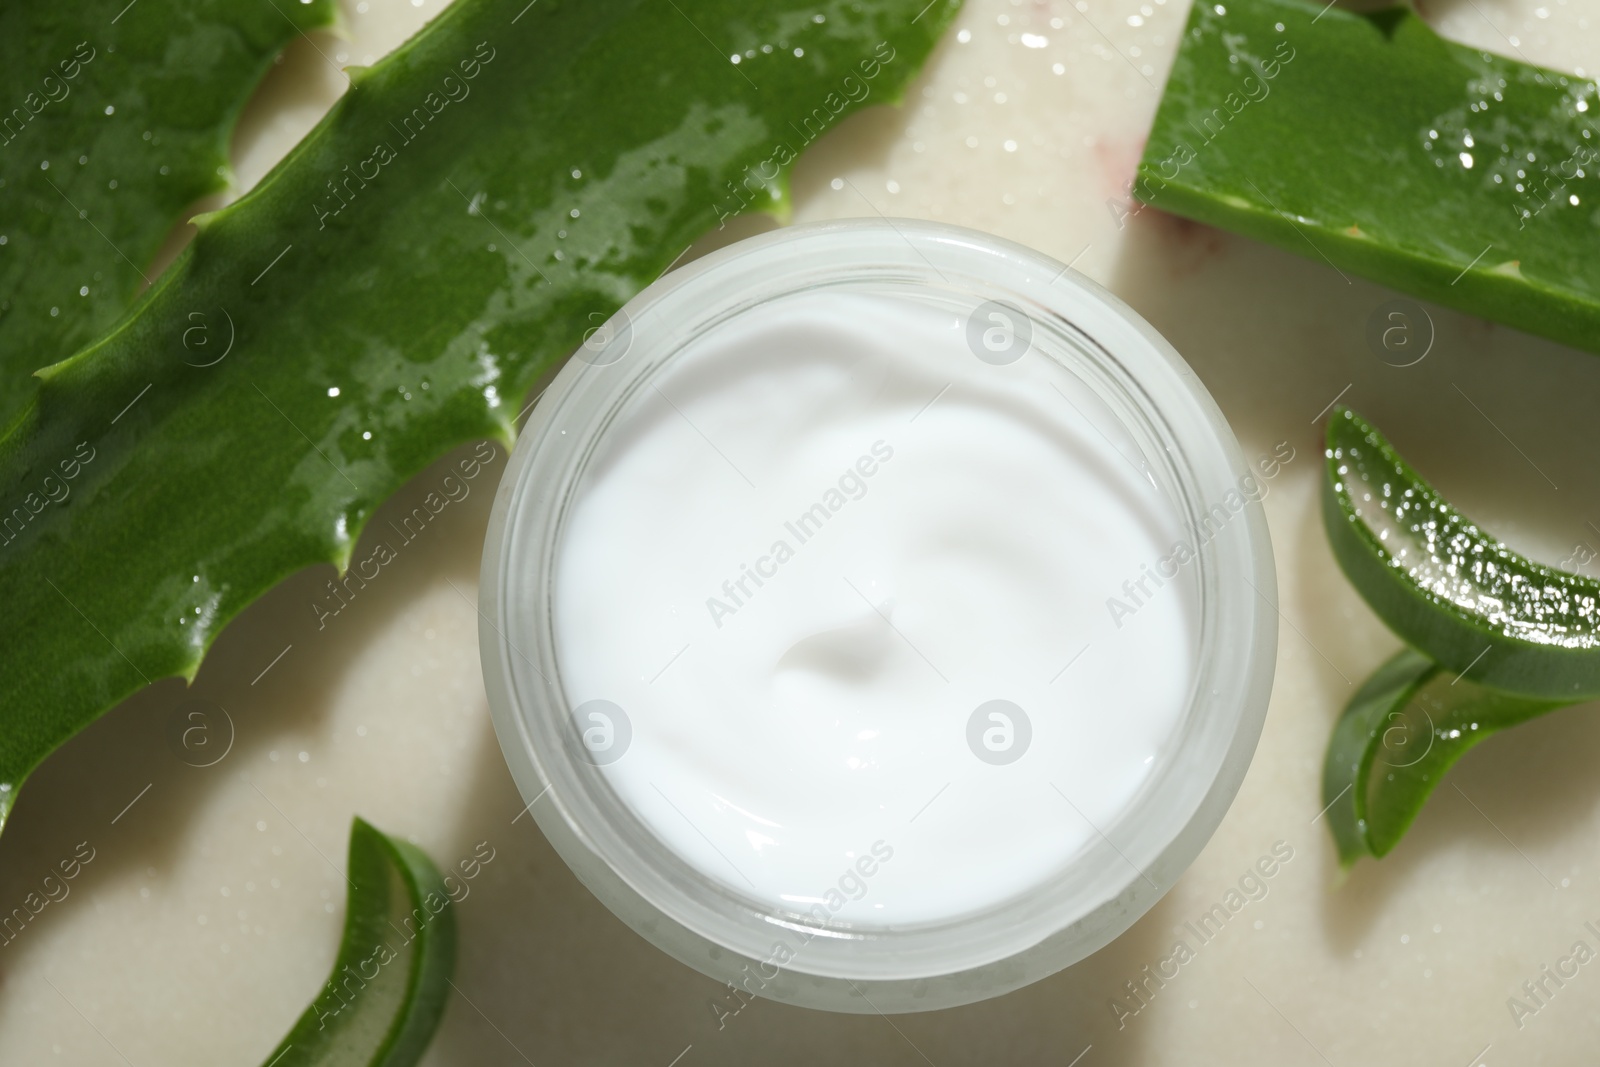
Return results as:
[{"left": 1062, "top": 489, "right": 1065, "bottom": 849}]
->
[
  {"left": 1323, "top": 648, "right": 1564, "bottom": 865},
  {"left": 258, "top": 817, "right": 456, "bottom": 1067},
  {"left": 1136, "top": 0, "right": 1600, "bottom": 356},
  {"left": 1322, "top": 648, "right": 1435, "bottom": 865},
  {"left": 1323, "top": 408, "right": 1600, "bottom": 700}
]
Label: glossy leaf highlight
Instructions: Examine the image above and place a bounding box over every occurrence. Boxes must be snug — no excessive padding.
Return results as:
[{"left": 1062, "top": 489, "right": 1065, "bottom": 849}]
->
[{"left": 1323, "top": 407, "right": 1600, "bottom": 700}]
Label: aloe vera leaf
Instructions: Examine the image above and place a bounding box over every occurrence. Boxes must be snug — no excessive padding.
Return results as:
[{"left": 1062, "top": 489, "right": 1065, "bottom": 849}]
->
[
  {"left": 1136, "top": 0, "right": 1600, "bottom": 355},
  {"left": 1323, "top": 648, "right": 1565, "bottom": 865},
  {"left": 257, "top": 818, "right": 455, "bottom": 1067},
  {"left": 1323, "top": 408, "right": 1600, "bottom": 700},
  {"left": 1322, "top": 647, "right": 1437, "bottom": 866},
  {"left": 0, "top": 0, "right": 339, "bottom": 431},
  {"left": 0, "top": 0, "right": 961, "bottom": 834}
]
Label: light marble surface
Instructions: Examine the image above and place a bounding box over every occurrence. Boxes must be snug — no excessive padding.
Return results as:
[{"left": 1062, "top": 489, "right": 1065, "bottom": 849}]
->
[{"left": 5, "top": 0, "right": 1600, "bottom": 1063}]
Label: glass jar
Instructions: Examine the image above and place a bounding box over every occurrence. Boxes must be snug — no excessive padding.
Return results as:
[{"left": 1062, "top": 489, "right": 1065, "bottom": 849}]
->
[{"left": 479, "top": 219, "right": 1277, "bottom": 1013}]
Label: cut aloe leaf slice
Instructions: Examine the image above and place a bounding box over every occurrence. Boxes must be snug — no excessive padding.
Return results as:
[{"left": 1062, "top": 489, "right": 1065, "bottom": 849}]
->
[
  {"left": 1324, "top": 408, "right": 1600, "bottom": 700},
  {"left": 1323, "top": 647, "right": 1564, "bottom": 866},
  {"left": 1136, "top": 0, "right": 1600, "bottom": 356},
  {"left": 257, "top": 818, "right": 456, "bottom": 1067},
  {"left": 1322, "top": 648, "right": 1435, "bottom": 866}
]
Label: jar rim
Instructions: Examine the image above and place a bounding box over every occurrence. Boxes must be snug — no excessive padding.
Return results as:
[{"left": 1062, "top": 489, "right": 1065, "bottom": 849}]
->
[{"left": 479, "top": 218, "right": 1277, "bottom": 1013}]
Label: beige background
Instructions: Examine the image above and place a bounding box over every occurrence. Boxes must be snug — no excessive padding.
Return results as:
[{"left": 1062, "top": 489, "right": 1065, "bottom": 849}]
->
[{"left": 4, "top": 0, "right": 1600, "bottom": 1062}]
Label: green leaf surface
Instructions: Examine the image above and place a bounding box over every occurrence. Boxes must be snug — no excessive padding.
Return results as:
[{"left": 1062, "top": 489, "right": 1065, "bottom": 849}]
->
[
  {"left": 258, "top": 817, "right": 456, "bottom": 1067},
  {"left": 0, "top": 0, "right": 339, "bottom": 431},
  {"left": 1322, "top": 648, "right": 1564, "bottom": 866},
  {"left": 1321, "top": 647, "right": 1436, "bottom": 867},
  {"left": 0, "top": 0, "right": 960, "bottom": 832},
  {"left": 1136, "top": 0, "right": 1600, "bottom": 355},
  {"left": 1323, "top": 407, "right": 1600, "bottom": 700}
]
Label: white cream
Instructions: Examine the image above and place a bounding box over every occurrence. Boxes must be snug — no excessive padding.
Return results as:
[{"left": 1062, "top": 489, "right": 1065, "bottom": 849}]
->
[{"left": 552, "top": 290, "right": 1197, "bottom": 927}]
